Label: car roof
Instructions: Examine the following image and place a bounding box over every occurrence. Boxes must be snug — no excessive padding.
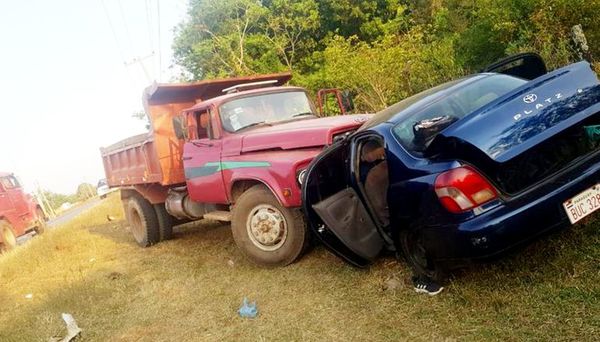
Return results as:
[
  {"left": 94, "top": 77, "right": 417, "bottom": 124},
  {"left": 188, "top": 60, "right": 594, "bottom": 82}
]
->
[{"left": 0, "top": 172, "right": 11, "bottom": 177}]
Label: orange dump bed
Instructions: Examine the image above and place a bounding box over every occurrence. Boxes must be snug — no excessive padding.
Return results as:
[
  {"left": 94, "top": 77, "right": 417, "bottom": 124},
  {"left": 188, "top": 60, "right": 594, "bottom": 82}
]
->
[{"left": 101, "top": 73, "right": 292, "bottom": 187}]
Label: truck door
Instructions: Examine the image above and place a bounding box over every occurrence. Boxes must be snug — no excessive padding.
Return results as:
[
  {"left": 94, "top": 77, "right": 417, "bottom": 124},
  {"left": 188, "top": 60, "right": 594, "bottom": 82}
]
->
[
  {"left": 0, "top": 181, "right": 14, "bottom": 214},
  {"left": 0, "top": 175, "right": 29, "bottom": 232},
  {"left": 183, "top": 108, "right": 228, "bottom": 204}
]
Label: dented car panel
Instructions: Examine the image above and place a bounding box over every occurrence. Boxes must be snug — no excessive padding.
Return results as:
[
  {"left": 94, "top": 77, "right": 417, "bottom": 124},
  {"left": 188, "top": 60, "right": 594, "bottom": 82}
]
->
[{"left": 303, "top": 57, "right": 600, "bottom": 274}]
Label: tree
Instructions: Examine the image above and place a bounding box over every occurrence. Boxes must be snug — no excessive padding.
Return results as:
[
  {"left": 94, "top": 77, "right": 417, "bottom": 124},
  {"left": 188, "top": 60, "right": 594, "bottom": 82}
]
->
[{"left": 76, "top": 183, "right": 96, "bottom": 201}]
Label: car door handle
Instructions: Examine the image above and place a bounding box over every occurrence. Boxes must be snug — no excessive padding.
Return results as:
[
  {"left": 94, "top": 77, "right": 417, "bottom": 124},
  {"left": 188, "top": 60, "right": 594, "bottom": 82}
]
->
[{"left": 183, "top": 156, "right": 193, "bottom": 161}]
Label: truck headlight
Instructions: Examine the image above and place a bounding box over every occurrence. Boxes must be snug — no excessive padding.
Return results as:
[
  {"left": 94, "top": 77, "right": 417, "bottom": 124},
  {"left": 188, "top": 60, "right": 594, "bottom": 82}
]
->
[{"left": 297, "top": 169, "right": 308, "bottom": 186}]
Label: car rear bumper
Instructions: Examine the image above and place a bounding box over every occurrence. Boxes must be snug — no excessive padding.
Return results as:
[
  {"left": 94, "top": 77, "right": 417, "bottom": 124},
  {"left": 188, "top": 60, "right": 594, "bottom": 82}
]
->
[{"left": 422, "top": 159, "right": 600, "bottom": 263}]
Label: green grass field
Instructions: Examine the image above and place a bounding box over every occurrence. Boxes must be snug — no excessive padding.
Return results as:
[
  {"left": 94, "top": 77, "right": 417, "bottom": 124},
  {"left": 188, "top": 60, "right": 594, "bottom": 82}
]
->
[{"left": 1, "top": 192, "right": 598, "bottom": 341}]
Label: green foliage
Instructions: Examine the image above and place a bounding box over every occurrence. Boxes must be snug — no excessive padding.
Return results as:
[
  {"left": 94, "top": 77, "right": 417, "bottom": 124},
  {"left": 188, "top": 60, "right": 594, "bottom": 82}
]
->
[
  {"left": 173, "top": 0, "right": 600, "bottom": 112},
  {"left": 42, "top": 190, "right": 77, "bottom": 210},
  {"left": 75, "top": 183, "right": 96, "bottom": 201}
]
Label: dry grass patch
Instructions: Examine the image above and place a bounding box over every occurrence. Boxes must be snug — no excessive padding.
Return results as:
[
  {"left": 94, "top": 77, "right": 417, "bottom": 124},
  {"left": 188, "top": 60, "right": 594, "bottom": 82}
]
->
[{"left": 1, "top": 192, "right": 599, "bottom": 341}]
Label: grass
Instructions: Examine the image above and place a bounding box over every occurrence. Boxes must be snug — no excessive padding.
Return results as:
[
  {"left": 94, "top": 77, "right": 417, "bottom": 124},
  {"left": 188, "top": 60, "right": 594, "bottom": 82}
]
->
[{"left": 0, "top": 191, "right": 599, "bottom": 341}]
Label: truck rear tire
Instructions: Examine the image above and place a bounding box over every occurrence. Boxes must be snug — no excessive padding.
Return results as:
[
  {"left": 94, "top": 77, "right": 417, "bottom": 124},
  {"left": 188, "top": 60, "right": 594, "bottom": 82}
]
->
[
  {"left": 127, "top": 196, "right": 160, "bottom": 247},
  {"left": 0, "top": 221, "right": 17, "bottom": 253},
  {"left": 231, "top": 185, "right": 308, "bottom": 267},
  {"left": 154, "top": 204, "right": 173, "bottom": 241}
]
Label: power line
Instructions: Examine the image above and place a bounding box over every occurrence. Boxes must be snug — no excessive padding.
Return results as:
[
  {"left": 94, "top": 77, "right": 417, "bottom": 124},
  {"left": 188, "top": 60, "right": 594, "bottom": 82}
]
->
[
  {"left": 144, "top": 0, "right": 154, "bottom": 53},
  {"left": 117, "top": 0, "right": 135, "bottom": 54},
  {"left": 157, "top": 0, "right": 162, "bottom": 81},
  {"left": 100, "top": 0, "right": 126, "bottom": 63}
]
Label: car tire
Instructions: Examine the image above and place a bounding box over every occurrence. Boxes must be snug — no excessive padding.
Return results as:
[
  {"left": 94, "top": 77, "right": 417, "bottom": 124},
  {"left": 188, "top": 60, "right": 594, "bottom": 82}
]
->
[
  {"left": 34, "top": 208, "right": 47, "bottom": 235},
  {"left": 154, "top": 204, "right": 173, "bottom": 241},
  {"left": 0, "top": 221, "right": 17, "bottom": 253},
  {"left": 126, "top": 196, "right": 160, "bottom": 247},
  {"left": 231, "top": 185, "right": 308, "bottom": 267},
  {"left": 399, "top": 228, "right": 447, "bottom": 283}
]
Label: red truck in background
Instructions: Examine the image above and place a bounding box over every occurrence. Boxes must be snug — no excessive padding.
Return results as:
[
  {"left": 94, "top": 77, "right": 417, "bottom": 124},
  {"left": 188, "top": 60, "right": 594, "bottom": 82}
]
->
[
  {"left": 0, "top": 172, "right": 46, "bottom": 252},
  {"left": 101, "top": 73, "right": 371, "bottom": 266}
]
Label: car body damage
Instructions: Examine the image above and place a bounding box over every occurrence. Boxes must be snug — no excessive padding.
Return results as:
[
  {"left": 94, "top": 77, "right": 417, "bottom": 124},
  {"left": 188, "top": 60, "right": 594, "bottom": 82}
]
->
[{"left": 302, "top": 53, "right": 600, "bottom": 279}]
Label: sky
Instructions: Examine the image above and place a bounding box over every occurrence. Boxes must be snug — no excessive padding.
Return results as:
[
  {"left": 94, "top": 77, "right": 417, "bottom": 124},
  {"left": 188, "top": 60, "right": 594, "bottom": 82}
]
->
[{"left": 0, "top": 0, "right": 187, "bottom": 194}]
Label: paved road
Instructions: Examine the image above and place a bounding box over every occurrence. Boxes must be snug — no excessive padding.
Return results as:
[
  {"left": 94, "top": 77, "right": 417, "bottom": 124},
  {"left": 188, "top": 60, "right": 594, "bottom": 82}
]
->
[
  {"left": 48, "top": 197, "right": 102, "bottom": 227},
  {"left": 16, "top": 198, "right": 103, "bottom": 245}
]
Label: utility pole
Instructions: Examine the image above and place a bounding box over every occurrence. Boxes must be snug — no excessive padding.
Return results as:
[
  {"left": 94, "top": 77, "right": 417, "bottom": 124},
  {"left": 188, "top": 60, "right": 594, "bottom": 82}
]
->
[
  {"left": 34, "top": 182, "right": 56, "bottom": 219},
  {"left": 571, "top": 24, "right": 594, "bottom": 62},
  {"left": 125, "top": 52, "right": 156, "bottom": 83}
]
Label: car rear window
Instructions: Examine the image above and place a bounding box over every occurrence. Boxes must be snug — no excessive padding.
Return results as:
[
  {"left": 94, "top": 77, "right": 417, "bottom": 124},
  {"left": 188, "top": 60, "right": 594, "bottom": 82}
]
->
[{"left": 392, "top": 74, "right": 527, "bottom": 154}]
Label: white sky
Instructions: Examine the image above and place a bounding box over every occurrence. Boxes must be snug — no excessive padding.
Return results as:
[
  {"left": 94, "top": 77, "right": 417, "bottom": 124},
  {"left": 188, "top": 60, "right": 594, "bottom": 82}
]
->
[{"left": 0, "top": 0, "right": 187, "bottom": 194}]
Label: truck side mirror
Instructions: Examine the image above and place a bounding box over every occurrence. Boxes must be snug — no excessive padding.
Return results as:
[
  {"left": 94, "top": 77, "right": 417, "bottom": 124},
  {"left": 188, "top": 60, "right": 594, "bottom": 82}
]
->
[
  {"left": 341, "top": 90, "right": 355, "bottom": 113},
  {"left": 172, "top": 116, "right": 187, "bottom": 140}
]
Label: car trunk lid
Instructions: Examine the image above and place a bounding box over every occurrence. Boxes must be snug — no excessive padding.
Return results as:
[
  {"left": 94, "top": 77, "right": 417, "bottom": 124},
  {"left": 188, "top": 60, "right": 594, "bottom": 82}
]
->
[{"left": 428, "top": 61, "right": 600, "bottom": 194}]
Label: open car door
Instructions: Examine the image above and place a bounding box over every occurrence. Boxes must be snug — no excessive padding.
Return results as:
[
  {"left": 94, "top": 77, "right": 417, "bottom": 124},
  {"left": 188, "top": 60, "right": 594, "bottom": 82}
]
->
[
  {"left": 482, "top": 52, "right": 547, "bottom": 80},
  {"left": 302, "top": 138, "right": 385, "bottom": 267}
]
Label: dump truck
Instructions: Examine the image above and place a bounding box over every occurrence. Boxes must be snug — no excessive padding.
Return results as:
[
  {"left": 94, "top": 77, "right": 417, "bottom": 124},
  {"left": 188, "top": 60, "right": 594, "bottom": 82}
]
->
[{"left": 100, "top": 73, "right": 371, "bottom": 266}]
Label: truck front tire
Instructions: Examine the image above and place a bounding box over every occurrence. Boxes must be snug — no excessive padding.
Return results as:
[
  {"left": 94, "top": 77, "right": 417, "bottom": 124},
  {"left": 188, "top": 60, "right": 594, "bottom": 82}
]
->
[
  {"left": 231, "top": 185, "right": 308, "bottom": 267},
  {"left": 0, "top": 221, "right": 17, "bottom": 253},
  {"left": 34, "top": 208, "right": 47, "bottom": 235},
  {"left": 126, "top": 196, "right": 160, "bottom": 247}
]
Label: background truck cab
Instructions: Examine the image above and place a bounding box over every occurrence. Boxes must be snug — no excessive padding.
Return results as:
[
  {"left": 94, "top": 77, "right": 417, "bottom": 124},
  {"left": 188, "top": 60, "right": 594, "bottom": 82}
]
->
[
  {"left": 101, "top": 73, "right": 371, "bottom": 266},
  {"left": 0, "top": 172, "right": 46, "bottom": 252}
]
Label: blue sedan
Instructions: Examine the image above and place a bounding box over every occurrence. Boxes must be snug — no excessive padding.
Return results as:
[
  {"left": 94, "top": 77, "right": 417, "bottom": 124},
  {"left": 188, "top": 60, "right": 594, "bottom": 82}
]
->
[{"left": 302, "top": 53, "right": 600, "bottom": 280}]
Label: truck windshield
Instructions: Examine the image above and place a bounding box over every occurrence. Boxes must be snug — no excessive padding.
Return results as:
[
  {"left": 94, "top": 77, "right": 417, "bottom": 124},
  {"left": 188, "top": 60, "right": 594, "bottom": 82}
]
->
[{"left": 219, "top": 91, "right": 316, "bottom": 132}]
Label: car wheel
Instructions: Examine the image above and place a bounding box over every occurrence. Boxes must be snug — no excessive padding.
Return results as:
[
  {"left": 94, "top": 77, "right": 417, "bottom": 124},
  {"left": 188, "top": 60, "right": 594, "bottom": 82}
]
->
[
  {"left": 0, "top": 221, "right": 17, "bottom": 253},
  {"left": 231, "top": 185, "right": 308, "bottom": 267},
  {"left": 34, "top": 208, "right": 47, "bottom": 235},
  {"left": 127, "top": 196, "right": 160, "bottom": 247},
  {"left": 399, "top": 228, "right": 446, "bottom": 283},
  {"left": 154, "top": 204, "right": 173, "bottom": 241}
]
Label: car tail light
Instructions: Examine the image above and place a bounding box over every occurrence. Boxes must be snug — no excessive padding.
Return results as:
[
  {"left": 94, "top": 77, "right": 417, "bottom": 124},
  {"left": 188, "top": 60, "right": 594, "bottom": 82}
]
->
[{"left": 434, "top": 166, "right": 498, "bottom": 213}]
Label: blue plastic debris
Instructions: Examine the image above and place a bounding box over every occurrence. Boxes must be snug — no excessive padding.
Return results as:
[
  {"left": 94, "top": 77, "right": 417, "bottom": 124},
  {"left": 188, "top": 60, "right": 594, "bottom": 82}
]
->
[{"left": 238, "top": 297, "right": 258, "bottom": 318}]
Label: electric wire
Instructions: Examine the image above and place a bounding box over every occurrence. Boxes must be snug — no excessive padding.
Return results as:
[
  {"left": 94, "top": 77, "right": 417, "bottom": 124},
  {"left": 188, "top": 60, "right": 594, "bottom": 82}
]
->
[{"left": 117, "top": 0, "right": 135, "bottom": 55}]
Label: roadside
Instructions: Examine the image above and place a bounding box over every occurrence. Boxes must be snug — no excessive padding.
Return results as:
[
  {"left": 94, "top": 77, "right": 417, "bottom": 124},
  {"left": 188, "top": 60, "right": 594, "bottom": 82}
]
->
[
  {"left": 1, "top": 193, "right": 598, "bottom": 340},
  {"left": 16, "top": 197, "right": 103, "bottom": 246}
]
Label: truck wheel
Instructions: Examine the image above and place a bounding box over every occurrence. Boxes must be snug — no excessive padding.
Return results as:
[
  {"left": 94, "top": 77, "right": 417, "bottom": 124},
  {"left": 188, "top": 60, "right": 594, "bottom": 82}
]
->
[
  {"left": 231, "top": 185, "right": 308, "bottom": 267},
  {"left": 0, "top": 221, "right": 17, "bottom": 253},
  {"left": 399, "top": 228, "right": 446, "bottom": 283},
  {"left": 127, "top": 196, "right": 160, "bottom": 247},
  {"left": 34, "top": 208, "right": 47, "bottom": 235},
  {"left": 154, "top": 204, "right": 173, "bottom": 241}
]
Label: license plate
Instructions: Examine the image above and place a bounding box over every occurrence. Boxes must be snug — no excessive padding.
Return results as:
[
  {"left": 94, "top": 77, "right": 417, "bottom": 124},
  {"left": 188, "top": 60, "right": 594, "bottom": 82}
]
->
[{"left": 563, "top": 184, "right": 600, "bottom": 224}]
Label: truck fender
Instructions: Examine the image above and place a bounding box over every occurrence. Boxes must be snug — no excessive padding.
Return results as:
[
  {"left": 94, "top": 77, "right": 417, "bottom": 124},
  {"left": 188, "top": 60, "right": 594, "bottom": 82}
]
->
[{"left": 230, "top": 178, "right": 285, "bottom": 207}]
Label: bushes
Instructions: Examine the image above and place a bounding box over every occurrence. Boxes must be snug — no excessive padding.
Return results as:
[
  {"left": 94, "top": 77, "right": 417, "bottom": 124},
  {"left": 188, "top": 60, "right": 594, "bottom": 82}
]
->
[{"left": 173, "top": 0, "right": 600, "bottom": 112}]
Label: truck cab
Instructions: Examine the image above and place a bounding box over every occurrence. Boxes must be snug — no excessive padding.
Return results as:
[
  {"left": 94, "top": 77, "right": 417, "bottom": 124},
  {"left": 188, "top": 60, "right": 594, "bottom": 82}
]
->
[
  {"left": 101, "top": 73, "right": 371, "bottom": 266},
  {"left": 0, "top": 172, "right": 46, "bottom": 252}
]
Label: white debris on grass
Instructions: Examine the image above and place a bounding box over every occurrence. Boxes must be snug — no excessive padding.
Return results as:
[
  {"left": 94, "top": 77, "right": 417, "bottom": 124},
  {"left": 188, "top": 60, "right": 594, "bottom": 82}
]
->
[{"left": 49, "top": 313, "right": 82, "bottom": 342}]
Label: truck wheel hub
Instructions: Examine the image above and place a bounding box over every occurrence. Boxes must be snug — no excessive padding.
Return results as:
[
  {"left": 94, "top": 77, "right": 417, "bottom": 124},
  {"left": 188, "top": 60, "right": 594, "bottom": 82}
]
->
[{"left": 247, "top": 204, "right": 287, "bottom": 251}]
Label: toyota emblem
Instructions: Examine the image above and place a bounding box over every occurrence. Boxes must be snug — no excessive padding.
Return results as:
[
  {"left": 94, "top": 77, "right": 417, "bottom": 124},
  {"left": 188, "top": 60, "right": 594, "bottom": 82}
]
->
[{"left": 523, "top": 94, "right": 537, "bottom": 103}]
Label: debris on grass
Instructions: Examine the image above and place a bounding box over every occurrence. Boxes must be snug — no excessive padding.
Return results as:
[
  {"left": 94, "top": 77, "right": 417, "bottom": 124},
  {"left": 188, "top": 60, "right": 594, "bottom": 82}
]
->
[
  {"left": 24, "top": 293, "right": 33, "bottom": 299},
  {"left": 50, "top": 313, "right": 82, "bottom": 342},
  {"left": 227, "top": 259, "right": 235, "bottom": 268},
  {"left": 238, "top": 297, "right": 258, "bottom": 318},
  {"left": 382, "top": 277, "right": 403, "bottom": 292}
]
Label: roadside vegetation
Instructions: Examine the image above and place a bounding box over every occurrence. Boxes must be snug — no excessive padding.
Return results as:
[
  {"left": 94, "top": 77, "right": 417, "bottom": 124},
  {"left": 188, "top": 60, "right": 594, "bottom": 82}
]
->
[
  {"left": 0, "top": 192, "right": 598, "bottom": 341},
  {"left": 173, "top": 0, "right": 600, "bottom": 112}
]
